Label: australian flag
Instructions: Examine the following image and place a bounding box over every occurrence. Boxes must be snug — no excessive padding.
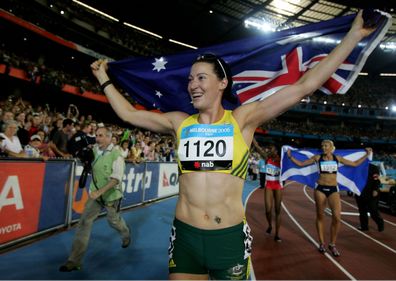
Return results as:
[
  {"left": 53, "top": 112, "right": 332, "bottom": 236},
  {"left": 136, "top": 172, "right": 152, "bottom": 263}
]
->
[
  {"left": 280, "top": 145, "right": 372, "bottom": 195},
  {"left": 108, "top": 10, "right": 391, "bottom": 114}
]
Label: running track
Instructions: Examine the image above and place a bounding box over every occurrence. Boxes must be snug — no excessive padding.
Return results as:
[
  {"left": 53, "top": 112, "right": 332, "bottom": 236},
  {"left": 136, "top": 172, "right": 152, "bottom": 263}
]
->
[{"left": 247, "top": 181, "right": 396, "bottom": 280}]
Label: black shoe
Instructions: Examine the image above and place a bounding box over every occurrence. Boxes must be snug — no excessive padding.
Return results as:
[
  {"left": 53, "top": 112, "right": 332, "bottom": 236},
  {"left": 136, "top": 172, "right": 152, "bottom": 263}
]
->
[
  {"left": 122, "top": 226, "right": 131, "bottom": 248},
  {"left": 378, "top": 223, "right": 384, "bottom": 232},
  {"left": 59, "top": 261, "right": 81, "bottom": 272},
  {"left": 274, "top": 235, "right": 282, "bottom": 242},
  {"left": 266, "top": 226, "right": 272, "bottom": 235},
  {"left": 318, "top": 243, "right": 326, "bottom": 254},
  {"left": 328, "top": 244, "right": 340, "bottom": 257},
  {"left": 357, "top": 226, "right": 369, "bottom": 231}
]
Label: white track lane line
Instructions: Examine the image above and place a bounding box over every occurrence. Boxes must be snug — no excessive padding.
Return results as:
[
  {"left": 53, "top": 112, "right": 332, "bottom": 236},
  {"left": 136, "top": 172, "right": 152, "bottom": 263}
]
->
[
  {"left": 302, "top": 185, "right": 396, "bottom": 254},
  {"left": 340, "top": 198, "right": 396, "bottom": 227},
  {"left": 282, "top": 201, "right": 357, "bottom": 280}
]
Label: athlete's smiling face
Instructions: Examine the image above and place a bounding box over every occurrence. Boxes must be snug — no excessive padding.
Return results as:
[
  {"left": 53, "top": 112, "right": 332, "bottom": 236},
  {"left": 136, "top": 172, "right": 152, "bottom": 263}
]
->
[
  {"left": 321, "top": 141, "right": 334, "bottom": 154},
  {"left": 188, "top": 62, "right": 226, "bottom": 110}
]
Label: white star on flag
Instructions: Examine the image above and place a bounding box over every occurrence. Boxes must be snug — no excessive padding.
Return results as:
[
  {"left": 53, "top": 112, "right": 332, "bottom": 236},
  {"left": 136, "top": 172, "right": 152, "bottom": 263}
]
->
[
  {"left": 152, "top": 57, "right": 167, "bottom": 72},
  {"left": 155, "top": 91, "right": 163, "bottom": 98}
]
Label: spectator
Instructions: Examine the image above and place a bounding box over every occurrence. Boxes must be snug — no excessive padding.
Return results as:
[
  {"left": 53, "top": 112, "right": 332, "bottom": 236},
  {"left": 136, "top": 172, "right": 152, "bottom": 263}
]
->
[
  {"left": 0, "top": 135, "right": 7, "bottom": 157},
  {"left": 0, "top": 120, "right": 27, "bottom": 157},
  {"left": 86, "top": 121, "right": 97, "bottom": 142},
  {"left": 28, "top": 113, "right": 41, "bottom": 138},
  {"left": 24, "top": 134, "right": 42, "bottom": 158},
  {"left": 49, "top": 118, "right": 74, "bottom": 158},
  {"left": 0, "top": 110, "right": 14, "bottom": 131},
  {"left": 15, "top": 111, "right": 29, "bottom": 146},
  {"left": 119, "top": 139, "right": 130, "bottom": 159},
  {"left": 129, "top": 142, "right": 143, "bottom": 164},
  {"left": 67, "top": 104, "right": 80, "bottom": 121},
  {"left": 143, "top": 140, "right": 156, "bottom": 161}
]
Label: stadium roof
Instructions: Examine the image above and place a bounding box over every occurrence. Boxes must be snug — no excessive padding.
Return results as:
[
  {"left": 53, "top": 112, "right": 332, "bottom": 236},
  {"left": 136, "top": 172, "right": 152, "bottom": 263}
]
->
[
  {"left": 3, "top": 0, "right": 396, "bottom": 74},
  {"left": 80, "top": 0, "right": 395, "bottom": 47},
  {"left": 77, "top": 0, "right": 396, "bottom": 73}
]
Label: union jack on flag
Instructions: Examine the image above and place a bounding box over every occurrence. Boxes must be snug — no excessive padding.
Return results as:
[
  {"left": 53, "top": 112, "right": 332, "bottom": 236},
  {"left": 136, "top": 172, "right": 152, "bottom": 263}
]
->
[{"left": 108, "top": 10, "right": 391, "bottom": 114}]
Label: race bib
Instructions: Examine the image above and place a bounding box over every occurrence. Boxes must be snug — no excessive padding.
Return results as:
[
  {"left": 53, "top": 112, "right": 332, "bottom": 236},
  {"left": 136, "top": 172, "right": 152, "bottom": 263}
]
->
[
  {"left": 320, "top": 161, "right": 338, "bottom": 173},
  {"left": 178, "top": 124, "right": 233, "bottom": 170},
  {"left": 266, "top": 164, "right": 280, "bottom": 176}
]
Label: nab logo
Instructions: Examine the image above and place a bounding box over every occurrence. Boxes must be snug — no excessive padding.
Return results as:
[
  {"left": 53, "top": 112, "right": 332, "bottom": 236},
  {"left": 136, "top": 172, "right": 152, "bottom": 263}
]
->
[{"left": 201, "top": 161, "right": 214, "bottom": 168}]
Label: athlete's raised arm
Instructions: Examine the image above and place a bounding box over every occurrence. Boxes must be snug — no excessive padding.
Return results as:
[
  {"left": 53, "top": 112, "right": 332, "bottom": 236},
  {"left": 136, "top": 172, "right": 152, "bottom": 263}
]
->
[
  {"left": 91, "top": 59, "right": 188, "bottom": 134},
  {"left": 235, "top": 11, "right": 377, "bottom": 134}
]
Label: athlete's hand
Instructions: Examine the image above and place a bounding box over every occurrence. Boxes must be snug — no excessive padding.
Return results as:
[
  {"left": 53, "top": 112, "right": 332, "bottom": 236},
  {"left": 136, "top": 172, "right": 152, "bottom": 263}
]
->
[
  {"left": 90, "top": 59, "right": 110, "bottom": 84},
  {"left": 350, "top": 10, "right": 377, "bottom": 39}
]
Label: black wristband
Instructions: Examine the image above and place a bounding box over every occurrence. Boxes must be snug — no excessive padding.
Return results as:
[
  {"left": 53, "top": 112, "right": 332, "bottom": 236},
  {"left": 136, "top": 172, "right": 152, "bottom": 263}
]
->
[{"left": 100, "top": 80, "right": 112, "bottom": 91}]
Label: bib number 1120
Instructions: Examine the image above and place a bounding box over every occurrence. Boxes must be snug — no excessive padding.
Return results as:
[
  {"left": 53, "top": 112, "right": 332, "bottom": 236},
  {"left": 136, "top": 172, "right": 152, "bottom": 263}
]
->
[{"left": 183, "top": 140, "right": 226, "bottom": 158}]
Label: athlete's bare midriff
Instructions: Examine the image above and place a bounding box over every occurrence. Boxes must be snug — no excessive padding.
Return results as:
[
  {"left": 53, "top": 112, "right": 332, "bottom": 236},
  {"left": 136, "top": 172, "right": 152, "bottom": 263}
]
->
[
  {"left": 175, "top": 172, "right": 245, "bottom": 230},
  {"left": 317, "top": 173, "right": 337, "bottom": 186}
]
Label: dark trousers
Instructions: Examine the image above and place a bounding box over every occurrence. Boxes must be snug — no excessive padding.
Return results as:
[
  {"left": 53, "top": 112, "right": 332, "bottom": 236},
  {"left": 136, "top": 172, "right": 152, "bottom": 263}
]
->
[
  {"left": 355, "top": 195, "right": 384, "bottom": 230},
  {"left": 259, "top": 173, "right": 266, "bottom": 188}
]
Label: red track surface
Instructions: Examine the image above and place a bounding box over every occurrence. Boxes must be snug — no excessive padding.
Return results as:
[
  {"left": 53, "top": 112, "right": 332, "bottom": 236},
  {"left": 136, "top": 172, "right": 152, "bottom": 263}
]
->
[{"left": 246, "top": 181, "right": 396, "bottom": 280}]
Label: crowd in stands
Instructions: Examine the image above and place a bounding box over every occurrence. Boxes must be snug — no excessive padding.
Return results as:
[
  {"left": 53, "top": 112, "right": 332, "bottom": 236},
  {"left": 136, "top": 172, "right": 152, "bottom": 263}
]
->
[
  {"left": 261, "top": 118, "right": 396, "bottom": 141},
  {"left": 309, "top": 76, "right": 396, "bottom": 109},
  {"left": 0, "top": 96, "right": 176, "bottom": 163},
  {"left": 1, "top": 48, "right": 102, "bottom": 95}
]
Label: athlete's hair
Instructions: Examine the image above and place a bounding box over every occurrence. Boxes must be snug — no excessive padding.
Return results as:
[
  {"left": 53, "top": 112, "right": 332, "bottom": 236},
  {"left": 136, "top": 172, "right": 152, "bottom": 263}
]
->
[
  {"left": 321, "top": 139, "right": 335, "bottom": 152},
  {"left": 193, "top": 53, "right": 238, "bottom": 104}
]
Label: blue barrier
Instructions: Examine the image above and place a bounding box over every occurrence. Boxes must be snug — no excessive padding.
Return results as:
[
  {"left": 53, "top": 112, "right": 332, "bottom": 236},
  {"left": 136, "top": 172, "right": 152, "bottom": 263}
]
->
[{"left": 0, "top": 160, "right": 179, "bottom": 248}]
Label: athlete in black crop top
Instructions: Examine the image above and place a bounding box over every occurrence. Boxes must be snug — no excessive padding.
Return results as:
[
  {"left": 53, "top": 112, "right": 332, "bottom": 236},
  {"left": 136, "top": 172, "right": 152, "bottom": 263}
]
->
[
  {"left": 318, "top": 154, "right": 338, "bottom": 174},
  {"left": 288, "top": 140, "right": 371, "bottom": 257}
]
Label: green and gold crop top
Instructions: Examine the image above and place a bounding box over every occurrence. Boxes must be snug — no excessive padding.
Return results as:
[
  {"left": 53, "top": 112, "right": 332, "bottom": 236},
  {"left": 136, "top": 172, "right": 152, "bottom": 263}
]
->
[{"left": 176, "top": 110, "right": 249, "bottom": 179}]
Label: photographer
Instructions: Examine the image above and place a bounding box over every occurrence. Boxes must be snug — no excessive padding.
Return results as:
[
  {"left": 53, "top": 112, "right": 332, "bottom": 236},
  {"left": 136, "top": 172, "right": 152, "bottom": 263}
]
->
[
  {"left": 355, "top": 163, "right": 385, "bottom": 232},
  {"left": 59, "top": 126, "right": 131, "bottom": 272},
  {"left": 67, "top": 123, "right": 96, "bottom": 157}
]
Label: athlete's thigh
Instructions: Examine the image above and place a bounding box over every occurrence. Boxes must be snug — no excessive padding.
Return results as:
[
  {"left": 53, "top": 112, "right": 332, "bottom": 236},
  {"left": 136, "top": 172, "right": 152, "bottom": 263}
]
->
[
  {"left": 314, "top": 189, "right": 327, "bottom": 215},
  {"left": 264, "top": 188, "right": 274, "bottom": 211},
  {"left": 273, "top": 189, "right": 283, "bottom": 212},
  {"left": 328, "top": 192, "right": 341, "bottom": 216}
]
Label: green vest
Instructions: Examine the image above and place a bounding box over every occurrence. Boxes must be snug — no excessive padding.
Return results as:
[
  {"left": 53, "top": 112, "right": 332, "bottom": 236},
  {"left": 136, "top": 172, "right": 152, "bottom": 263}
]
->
[{"left": 90, "top": 144, "right": 125, "bottom": 203}]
